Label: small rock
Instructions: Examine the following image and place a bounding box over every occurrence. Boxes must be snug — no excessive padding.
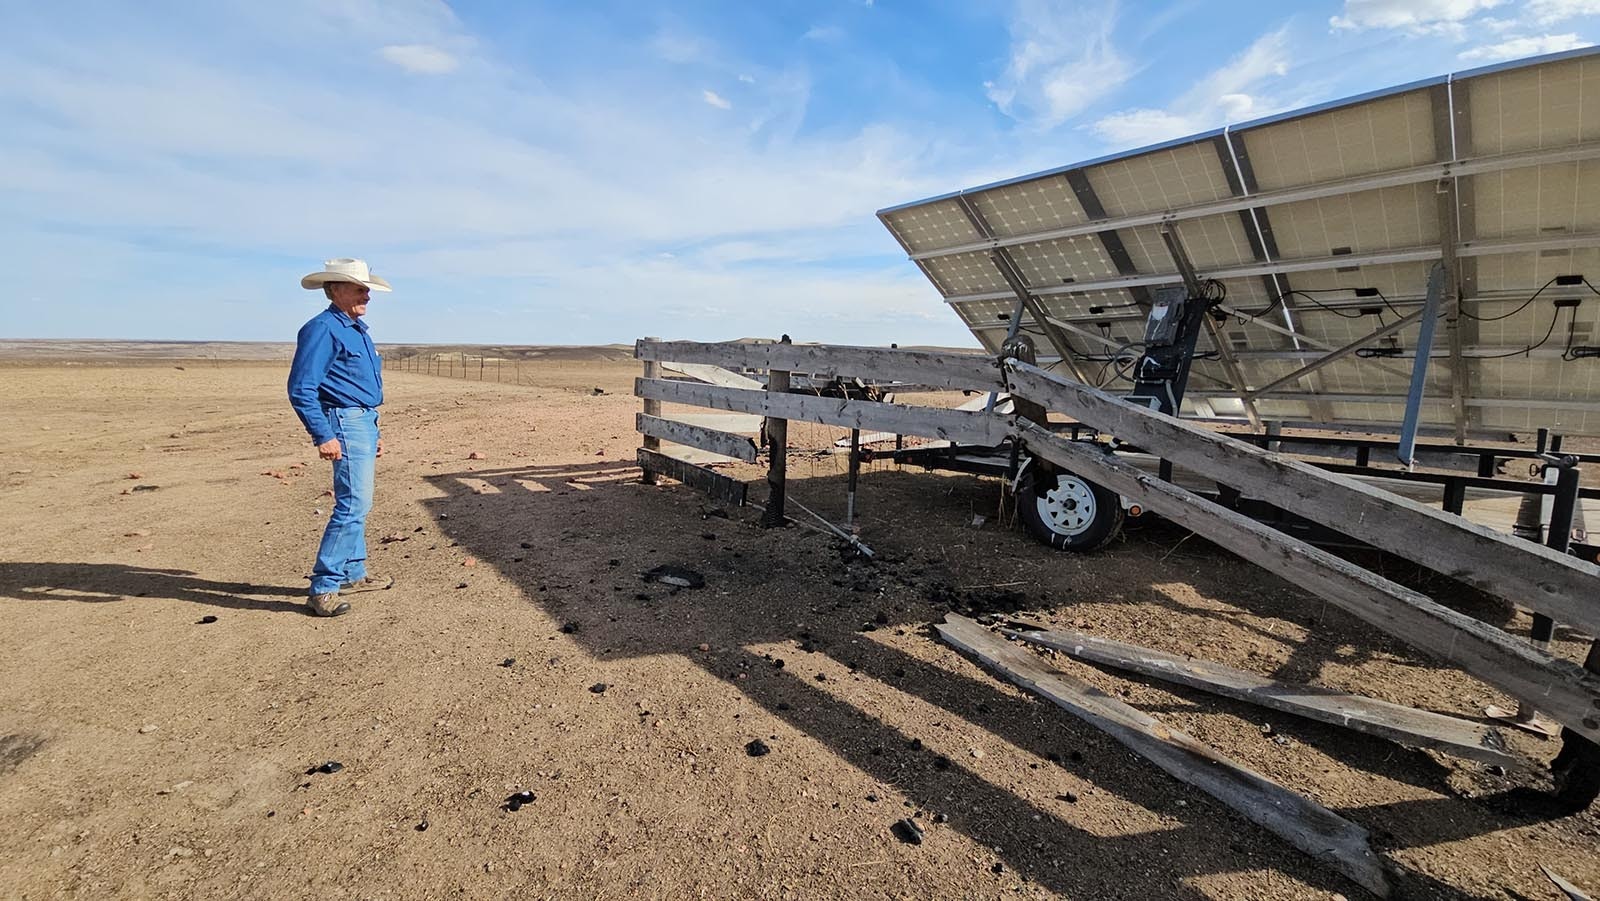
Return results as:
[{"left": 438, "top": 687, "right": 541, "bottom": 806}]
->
[
  {"left": 519, "top": 541, "right": 533, "bottom": 549},
  {"left": 463, "top": 558, "right": 477, "bottom": 567},
  {"left": 1056, "top": 792, "right": 1078, "bottom": 803},
  {"left": 503, "top": 790, "right": 535, "bottom": 811},
  {"left": 468, "top": 451, "right": 487, "bottom": 460},
  {"left": 499, "top": 658, "right": 515, "bottom": 668},
  {"left": 455, "top": 582, "right": 469, "bottom": 590},
  {"left": 127, "top": 472, "right": 144, "bottom": 480},
  {"left": 1259, "top": 723, "right": 1274, "bottom": 736},
  {"left": 932, "top": 812, "right": 949, "bottom": 824},
  {"left": 310, "top": 761, "right": 343, "bottom": 775},
  {"left": 697, "top": 643, "right": 710, "bottom": 652},
  {"left": 589, "top": 683, "right": 608, "bottom": 694},
  {"left": 991, "top": 862, "right": 1005, "bottom": 875},
  {"left": 196, "top": 615, "right": 218, "bottom": 625},
  {"left": 138, "top": 724, "right": 159, "bottom": 734},
  {"left": 124, "top": 530, "right": 150, "bottom": 538},
  {"left": 745, "top": 739, "right": 771, "bottom": 757},
  {"left": 890, "top": 818, "right": 924, "bottom": 845},
  {"left": 167, "top": 846, "right": 194, "bottom": 858},
  {"left": 969, "top": 747, "right": 985, "bottom": 760},
  {"left": 415, "top": 820, "right": 429, "bottom": 832},
  {"left": 560, "top": 622, "right": 580, "bottom": 634}
]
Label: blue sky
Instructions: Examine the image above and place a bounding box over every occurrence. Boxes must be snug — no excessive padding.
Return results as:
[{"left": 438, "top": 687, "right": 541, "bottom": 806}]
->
[{"left": 3, "top": 0, "right": 1598, "bottom": 346}]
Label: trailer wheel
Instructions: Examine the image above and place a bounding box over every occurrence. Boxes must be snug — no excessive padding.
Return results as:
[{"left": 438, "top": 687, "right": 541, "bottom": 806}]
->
[
  {"left": 1551, "top": 729, "right": 1600, "bottom": 811},
  {"left": 1017, "top": 468, "right": 1124, "bottom": 552}
]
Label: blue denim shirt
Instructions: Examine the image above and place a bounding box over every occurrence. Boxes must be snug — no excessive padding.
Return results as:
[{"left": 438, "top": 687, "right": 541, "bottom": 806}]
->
[{"left": 288, "top": 305, "right": 384, "bottom": 445}]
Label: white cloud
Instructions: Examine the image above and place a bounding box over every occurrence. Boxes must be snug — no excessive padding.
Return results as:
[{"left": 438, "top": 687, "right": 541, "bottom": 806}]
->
[
  {"left": 0, "top": 4, "right": 998, "bottom": 347},
  {"left": 985, "top": 0, "right": 1132, "bottom": 130},
  {"left": 803, "top": 25, "right": 845, "bottom": 41},
  {"left": 1093, "top": 27, "right": 1292, "bottom": 146},
  {"left": 1458, "top": 32, "right": 1592, "bottom": 59},
  {"left": 1329, "top": 0, "right": 1505, "bottom": 36},
  {"left": 702, "top": 89, "right": 731, "bottom": 109},
  {"left": 379, "top": 44, "right": 459, "bottom": 74},
  {"left": 1530, "top": 0, "right": 1600, "bottom": 23}
]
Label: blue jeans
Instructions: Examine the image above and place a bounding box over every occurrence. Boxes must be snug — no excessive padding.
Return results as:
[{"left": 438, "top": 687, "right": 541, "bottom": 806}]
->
[{"left": 310, "top": 406, "right": 378, "bottom": 595}]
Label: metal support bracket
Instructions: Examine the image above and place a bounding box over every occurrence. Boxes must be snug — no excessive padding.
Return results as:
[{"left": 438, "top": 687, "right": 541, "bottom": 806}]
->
[{"left": 1398, "top": 262, "right": 1448, "bottom": 468}]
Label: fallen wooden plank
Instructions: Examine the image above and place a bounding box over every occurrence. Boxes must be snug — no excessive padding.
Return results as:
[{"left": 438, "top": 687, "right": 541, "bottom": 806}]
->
[
  {"left": 1005, "top": 624, "right": 1520, "bottom": 768},
  {"left": 1543, "top": 865, "right": 1594, "bottom": 901},
  {"left": 661, "top": 361, "right": 764, "bottom": 390},
  {"left": 1013, "top": 419, "right": 1600, "bottom": 746},
  {"left": 937, "top": 614, "right": 1390, "bottom": 898},
  {"left": 1005, "top": 359, "right": 1600, "bottom": 638},
  {"left": 637, "top": 448, "right": 747, "bottom": 506},
  {"left": 637, "top": 340, "right": 1004, "bottom": 393},
  {"left": 635, "top": 378, "right": 1009, "bottom": 445},
  {"left": 637, "top": 413, "right": 758, "bottom": 463}
]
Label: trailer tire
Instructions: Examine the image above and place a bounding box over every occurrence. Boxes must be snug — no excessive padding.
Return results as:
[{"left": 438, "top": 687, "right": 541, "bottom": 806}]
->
[
  {"left": 1016, "top": 468, "right": 1124, "bottom": 552},
  {"left": 1551, "top": 729, "right": 1600, "bottom": 811}
]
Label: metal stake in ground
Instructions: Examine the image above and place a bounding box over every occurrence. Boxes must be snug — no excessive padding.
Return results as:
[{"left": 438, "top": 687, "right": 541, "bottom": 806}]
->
[
  {"left": 846, "top": 428, "right": 861, "bottom": 526},
  {"left": 761, "top": 337, "right": 792, "bottom": 528}
]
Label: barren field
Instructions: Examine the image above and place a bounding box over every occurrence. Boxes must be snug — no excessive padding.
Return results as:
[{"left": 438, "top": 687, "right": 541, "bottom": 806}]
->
[{"left": 2, "top": 355, "right": 1598, "bottom": 900}]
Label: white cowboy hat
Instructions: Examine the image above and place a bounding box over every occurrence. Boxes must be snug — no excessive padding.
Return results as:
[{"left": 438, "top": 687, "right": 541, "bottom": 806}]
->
[{"left": 300, "top": 258, "right": 392, "bottom": 292}]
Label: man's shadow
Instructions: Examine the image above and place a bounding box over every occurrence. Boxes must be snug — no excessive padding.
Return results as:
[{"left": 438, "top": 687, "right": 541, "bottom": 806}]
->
[{"left": 0, "top": 562, "right": 309, "bottom": 614}]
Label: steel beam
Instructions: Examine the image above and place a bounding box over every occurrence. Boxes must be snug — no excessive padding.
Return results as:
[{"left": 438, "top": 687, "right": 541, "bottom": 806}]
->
[
  {"left": 1185, "top": 390, "right": 1600, "bottom": 413},
  {"left": 1398, "top": 264, "right": 1448, "bottom": 467},
  {"left": 1242, "top": 309, "right": 1428, "bottom": 402},
  {"left": 941, "top": 232, "right": 1600, "bottom": 306},
  {"left": 1432, "top": 83, "right": 1472, "bottom": 444}
]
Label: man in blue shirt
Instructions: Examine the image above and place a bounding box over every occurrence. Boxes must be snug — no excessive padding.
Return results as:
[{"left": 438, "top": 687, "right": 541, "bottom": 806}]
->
[{"left": 288, "top": 258, "right": 395, "bottom": 616}]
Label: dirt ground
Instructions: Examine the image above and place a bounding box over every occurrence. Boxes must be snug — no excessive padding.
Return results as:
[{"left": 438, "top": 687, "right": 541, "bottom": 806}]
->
[{"left": 1, "top": 353, "right": 1598, "bottom": 901}]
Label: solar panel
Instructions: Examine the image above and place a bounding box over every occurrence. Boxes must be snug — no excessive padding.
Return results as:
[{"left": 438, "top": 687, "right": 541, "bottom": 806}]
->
[{"left": 880, "top": 48, "right": 1600, "bottom": 436}]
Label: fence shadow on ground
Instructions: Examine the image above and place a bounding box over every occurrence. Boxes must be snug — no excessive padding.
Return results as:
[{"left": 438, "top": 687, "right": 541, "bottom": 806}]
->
[
  {"left": 420, "top": 459, "right": 1568, "bottom": 899},
  {"left": 0, "top": 562, "right": 308, "bottom": 614}
]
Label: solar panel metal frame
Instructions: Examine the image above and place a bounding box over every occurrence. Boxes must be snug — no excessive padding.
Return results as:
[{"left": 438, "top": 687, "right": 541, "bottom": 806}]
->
[{"left": 880, "top": 47, "right": 1600, "bottom": 436}]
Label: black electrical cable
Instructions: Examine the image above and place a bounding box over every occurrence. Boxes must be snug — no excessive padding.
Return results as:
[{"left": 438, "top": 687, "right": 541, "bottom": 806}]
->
[
  {"left": 1479, "top": 306, "right": 1564, "bottom": 359},
  {"left": 1561, "top": 303, "right": 1584, "bottom": 361},
  {"left": 1231, "top": 285, "right": 1408, "bottom": 322},
  {"left": 1460, "top": 276, "right": 1560, "bottom": 322}
]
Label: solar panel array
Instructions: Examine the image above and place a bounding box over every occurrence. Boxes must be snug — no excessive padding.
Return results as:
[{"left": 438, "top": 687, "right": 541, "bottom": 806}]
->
[{"left": 879, "top": 48, "right": 1600, "bottom": 435}]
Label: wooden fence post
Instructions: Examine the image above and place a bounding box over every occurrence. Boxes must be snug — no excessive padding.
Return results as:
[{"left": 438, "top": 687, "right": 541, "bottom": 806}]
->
[
  {"left": 641, "top": 337, "right": 661, "bottom": 485},
  {"left": 761, "top": 336, "right": 792, "bottom": 527}
]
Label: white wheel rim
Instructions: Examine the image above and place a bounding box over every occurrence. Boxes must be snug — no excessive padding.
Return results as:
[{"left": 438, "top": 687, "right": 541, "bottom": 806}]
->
[{"left": 1036, "top": 476, "right": 1096, "bottom": 537}]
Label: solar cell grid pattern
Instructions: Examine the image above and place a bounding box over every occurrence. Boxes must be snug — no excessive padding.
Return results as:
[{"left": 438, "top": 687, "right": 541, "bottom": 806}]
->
[{"left": 879, "top": 49, "right": 1600, "bottom": 434}]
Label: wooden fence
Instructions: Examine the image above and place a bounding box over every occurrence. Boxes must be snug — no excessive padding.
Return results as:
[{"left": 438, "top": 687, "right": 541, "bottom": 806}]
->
[{"left": 632, "top": 338, "right": 1600, "bottom": 749}]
